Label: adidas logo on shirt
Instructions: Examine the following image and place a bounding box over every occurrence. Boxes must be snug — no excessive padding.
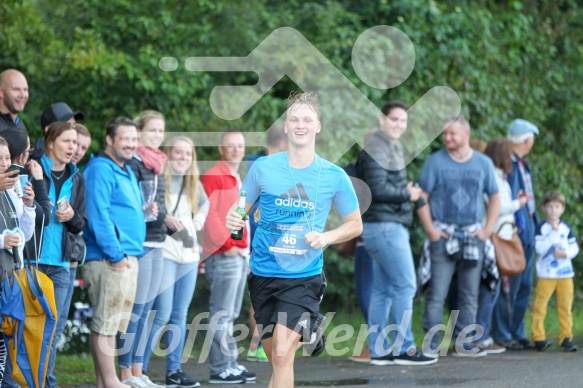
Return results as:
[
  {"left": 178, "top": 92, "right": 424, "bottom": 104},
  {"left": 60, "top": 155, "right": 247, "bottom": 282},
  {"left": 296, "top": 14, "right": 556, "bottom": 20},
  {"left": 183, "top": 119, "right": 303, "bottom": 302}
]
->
[{"left": 274, "top": 183, "right": 315, "bottom": 210}]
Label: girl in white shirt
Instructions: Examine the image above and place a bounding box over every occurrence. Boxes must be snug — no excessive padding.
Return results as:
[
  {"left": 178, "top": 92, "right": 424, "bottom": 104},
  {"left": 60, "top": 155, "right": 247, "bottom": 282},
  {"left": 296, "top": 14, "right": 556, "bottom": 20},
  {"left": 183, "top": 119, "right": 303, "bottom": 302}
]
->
[{"left": 142, "top": 136, "right": 209, "bottom": 387}]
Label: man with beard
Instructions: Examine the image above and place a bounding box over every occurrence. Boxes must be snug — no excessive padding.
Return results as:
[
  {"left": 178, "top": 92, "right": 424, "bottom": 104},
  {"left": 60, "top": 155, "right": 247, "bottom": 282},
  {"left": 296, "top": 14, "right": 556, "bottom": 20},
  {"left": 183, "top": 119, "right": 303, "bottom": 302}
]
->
[
  {"left": 0, "top": 69, "right": 29, "bottom": 132},
  {"left": 82, "top": 117, "right": 147, "bottom": 388},
  {"left": 0, "top": 69, "right": 28, "bottom": 193},
  {"left": 418, "top": 115, "right": 500, "bottom": 357}
]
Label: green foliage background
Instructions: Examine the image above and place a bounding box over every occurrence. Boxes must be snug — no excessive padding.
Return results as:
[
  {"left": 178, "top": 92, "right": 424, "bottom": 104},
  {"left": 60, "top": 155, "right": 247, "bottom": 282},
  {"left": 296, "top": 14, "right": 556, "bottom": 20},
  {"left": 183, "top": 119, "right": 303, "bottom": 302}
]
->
[{"left": 2, "top": 0, "right": 583, "bottom": 312}]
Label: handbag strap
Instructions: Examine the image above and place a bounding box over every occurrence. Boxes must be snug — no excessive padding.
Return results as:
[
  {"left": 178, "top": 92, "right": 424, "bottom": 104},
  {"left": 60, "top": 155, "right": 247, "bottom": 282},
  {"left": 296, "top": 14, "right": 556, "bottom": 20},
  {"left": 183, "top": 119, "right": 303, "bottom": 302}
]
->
[
  {"left": 170, "top": 176, "right": 186, "bottom": 216},
  {"left": 494, "top": 221, "right": 518, "bottom": 236},
  {"left": 29, "top": 212, "right": 45, "bottom": 269}
]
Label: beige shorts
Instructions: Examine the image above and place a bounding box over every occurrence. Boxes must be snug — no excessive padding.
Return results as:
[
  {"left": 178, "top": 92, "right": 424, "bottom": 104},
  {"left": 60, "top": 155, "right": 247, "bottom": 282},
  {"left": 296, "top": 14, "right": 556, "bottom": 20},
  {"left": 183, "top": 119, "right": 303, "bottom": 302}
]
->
[{"left": 82, "top": 256, "right": 138, "bottom": 336}]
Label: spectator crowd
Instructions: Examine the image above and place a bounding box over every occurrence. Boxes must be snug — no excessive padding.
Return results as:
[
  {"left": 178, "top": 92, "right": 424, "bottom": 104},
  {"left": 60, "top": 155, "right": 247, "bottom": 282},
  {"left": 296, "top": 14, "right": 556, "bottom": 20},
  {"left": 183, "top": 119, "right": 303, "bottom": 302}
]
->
[{"left": 0, "top": 67, "right": 577, "bottom": 388}]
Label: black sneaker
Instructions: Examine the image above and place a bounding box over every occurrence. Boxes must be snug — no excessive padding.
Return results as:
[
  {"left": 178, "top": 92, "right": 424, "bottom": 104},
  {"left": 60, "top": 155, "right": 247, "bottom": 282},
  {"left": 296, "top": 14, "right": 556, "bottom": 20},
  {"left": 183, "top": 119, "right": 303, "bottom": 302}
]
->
[
  {"left": 208, "top": 368, "right": 245, "bottom": 384},
  {"left": 311, "top": 335, "right": 326, "bottom": 357},
  {"left": 507, "top": 339, "right": 524, "bottom": 351},
  {"left": 534, "top": 340, "right": 552, "bottom": 352},
  {"left": 304, "top": 313, "right": 327, "bottom": 357},
  {"left": 518, "top": 338, "right": 535, "bottom": 350},
  {"left": 561, "top": 338, "right": 578, "bottom": 352},
  {"left": 234, "top": 365, "right": 257, "bottom": 381},
  {"left": 393, "top": 349, "right": 438, "bottom": 366},
  {"left": 166, "top": 370, "right": 201, "bottom": 388},
  {"left": 370, "top": 354, "right": 395, "bottom": 366}
]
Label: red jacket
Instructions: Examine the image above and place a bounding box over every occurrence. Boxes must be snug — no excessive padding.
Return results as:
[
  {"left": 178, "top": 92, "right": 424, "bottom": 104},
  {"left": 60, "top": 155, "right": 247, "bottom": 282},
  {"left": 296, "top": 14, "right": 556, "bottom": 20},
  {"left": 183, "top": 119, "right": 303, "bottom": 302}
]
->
[{"left": 201, "top": 160, "right": 249, "bottom": 258}]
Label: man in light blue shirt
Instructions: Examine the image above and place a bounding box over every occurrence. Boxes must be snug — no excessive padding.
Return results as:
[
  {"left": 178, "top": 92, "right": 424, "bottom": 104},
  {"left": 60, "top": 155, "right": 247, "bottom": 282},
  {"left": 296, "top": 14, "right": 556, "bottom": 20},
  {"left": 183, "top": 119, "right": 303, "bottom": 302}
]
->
[{"left": 227, "top": 92, "right": 362, "bottom": 388}]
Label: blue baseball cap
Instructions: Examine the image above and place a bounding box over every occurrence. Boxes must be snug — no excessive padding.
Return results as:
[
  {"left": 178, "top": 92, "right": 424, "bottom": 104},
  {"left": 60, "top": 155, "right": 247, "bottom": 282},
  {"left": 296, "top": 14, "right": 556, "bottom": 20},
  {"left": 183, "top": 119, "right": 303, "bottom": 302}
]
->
[{"left": 508, "top": 118, "right": 539, "bottom": 136}]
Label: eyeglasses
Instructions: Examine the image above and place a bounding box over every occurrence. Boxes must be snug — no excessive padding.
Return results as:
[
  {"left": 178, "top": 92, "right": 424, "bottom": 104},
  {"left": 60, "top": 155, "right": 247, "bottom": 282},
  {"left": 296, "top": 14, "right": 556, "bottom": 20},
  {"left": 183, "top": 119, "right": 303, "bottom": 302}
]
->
[{"left": 25, "top": 149, "right": 34, "bottom": 154}]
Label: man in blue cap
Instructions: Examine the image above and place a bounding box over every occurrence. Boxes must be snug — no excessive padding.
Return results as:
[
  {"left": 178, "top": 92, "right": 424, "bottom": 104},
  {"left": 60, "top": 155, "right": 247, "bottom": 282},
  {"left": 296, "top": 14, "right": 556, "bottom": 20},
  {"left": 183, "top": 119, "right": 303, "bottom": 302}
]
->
[{"left": 492, "top": 118, "right": 540, "bottom": 350}]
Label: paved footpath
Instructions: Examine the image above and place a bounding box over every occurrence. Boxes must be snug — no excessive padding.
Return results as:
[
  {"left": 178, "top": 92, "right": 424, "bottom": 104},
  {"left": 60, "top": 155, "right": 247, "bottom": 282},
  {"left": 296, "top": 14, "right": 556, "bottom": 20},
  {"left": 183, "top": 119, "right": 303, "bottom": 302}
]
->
[{"left": 71, "top": 348, "right": 582, "bottom": 387}]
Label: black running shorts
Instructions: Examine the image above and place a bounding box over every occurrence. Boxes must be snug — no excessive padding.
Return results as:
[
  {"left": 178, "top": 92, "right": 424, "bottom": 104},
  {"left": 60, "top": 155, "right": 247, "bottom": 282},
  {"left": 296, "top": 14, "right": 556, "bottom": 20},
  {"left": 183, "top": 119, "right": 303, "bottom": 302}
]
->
[{"left": 248, "top": 272, "right": 327, "bottom": 341}]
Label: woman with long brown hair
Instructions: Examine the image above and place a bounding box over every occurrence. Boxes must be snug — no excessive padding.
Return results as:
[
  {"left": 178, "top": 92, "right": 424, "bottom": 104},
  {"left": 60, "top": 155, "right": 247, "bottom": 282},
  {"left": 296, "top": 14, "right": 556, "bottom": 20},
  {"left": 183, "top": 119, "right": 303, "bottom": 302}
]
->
[
  {"left": 37, "top": 122, "right": 87, "bottom": 387},
  {"left": 142, "top": 136, "right": 208, "bottom": 388},
  {"left": 477, "top": 137, "right": 527, "bottom": 352}
]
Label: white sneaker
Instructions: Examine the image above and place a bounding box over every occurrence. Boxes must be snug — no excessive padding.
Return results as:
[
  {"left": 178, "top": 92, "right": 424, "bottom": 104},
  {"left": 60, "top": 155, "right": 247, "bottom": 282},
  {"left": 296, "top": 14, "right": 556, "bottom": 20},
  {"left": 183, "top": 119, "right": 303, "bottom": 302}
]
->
[
  {"left": 122, "top": 376, "right": 148, "bottom": 388},
  {"left": 452, "top": 348, "right": 487, "bottom": 358},
  {"left": 140, "top": 375, "right": 166, "bottom": 388},
  {"left": 233, "top": 365, "right": 257, "bottom": 381},
  {"left": 208, "top": 368, "right": 245, "bottom": 384},
  {"left": 482, "top": 337, "right": 494, "bottom": 347}
]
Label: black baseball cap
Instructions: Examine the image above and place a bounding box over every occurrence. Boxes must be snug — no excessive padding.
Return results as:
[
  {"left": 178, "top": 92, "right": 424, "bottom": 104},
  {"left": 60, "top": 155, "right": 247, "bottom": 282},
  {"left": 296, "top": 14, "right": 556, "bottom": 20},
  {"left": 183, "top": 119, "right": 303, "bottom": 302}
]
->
[{"left": 40, "top": 102, "right": 85, "bottom": 131}]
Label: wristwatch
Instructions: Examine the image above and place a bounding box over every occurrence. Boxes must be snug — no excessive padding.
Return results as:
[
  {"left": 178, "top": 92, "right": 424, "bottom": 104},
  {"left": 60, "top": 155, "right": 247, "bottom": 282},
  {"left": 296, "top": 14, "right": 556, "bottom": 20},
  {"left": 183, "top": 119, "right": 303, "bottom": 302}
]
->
[{"left": 415, "top": 196, "right": 427, "bottom": 210}]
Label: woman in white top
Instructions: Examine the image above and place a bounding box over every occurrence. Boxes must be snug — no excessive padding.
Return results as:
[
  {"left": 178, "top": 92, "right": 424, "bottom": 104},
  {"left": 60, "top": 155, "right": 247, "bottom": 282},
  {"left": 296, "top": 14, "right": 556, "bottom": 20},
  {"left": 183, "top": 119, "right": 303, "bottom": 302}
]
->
[
  {"left": 142, "top": 136, "right": 209, "bottom": 388},
  {"left": 477, "top": 137, "right": 527, "bottom": 350}
]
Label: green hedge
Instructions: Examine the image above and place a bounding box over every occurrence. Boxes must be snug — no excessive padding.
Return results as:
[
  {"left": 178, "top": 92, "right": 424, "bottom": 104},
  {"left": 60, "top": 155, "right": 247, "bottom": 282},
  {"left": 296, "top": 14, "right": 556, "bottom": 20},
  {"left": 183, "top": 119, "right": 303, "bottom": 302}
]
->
[{"left": 2, "top": 0, "right": 583, "bottom": 310}]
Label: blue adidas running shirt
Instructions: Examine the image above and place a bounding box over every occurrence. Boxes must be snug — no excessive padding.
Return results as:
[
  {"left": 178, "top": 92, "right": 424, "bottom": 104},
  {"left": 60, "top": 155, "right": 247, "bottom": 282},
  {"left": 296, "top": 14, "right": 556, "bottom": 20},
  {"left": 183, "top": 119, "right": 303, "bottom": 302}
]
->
[{"left": 242, "top": 152, "right": 359, "bottom": 278}]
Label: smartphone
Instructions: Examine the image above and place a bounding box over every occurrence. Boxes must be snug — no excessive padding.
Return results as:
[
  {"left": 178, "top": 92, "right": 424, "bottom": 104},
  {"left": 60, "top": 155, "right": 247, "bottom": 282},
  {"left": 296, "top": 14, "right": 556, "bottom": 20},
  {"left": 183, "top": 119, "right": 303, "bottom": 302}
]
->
[
  {"left": 6, "top": 164, "right": 24, "bottom": 177},
  {"left": 57, "top": 197, "right": 68, "bottom": 211}
]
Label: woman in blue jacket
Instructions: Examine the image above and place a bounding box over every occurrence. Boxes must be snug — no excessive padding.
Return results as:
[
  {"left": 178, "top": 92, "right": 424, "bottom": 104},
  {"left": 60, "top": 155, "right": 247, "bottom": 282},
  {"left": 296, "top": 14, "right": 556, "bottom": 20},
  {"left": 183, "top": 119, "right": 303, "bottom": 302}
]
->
[{"left": 38, "top": 122, "right": 87, "bottom": 388}]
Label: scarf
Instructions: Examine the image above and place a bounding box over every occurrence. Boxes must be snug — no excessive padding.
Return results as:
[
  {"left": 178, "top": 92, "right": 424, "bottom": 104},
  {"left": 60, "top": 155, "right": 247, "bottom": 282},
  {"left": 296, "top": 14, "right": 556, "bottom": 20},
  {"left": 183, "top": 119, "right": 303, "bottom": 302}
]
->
[{"left": 136, "top": 146, "right": 167, "bottom": 175}]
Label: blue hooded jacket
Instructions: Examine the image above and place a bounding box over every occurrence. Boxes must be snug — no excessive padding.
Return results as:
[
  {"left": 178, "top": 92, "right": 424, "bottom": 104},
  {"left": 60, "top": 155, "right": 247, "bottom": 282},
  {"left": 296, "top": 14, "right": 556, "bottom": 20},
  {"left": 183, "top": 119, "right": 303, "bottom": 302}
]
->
[{"left": 83, "top": 151, "right": 145, "bottom": 262}]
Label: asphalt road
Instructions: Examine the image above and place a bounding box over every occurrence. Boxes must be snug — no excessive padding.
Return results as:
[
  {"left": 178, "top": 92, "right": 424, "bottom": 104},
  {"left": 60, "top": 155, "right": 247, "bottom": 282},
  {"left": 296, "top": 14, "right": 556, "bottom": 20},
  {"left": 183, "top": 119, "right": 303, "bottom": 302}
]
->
[{"left": 75, "top": 347, "right": 581, "bottom": 387}]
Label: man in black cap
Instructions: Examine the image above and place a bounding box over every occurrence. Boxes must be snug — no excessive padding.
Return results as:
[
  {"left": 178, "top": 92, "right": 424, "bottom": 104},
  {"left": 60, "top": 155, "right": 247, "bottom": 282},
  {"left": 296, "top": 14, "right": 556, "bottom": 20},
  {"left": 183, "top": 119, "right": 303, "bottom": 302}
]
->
[
  {"left": 40, "top": 102, "right": 85, "bottom": 132},
  {"left": 31, "top": 102, "right": 85, "bottom": 160}
]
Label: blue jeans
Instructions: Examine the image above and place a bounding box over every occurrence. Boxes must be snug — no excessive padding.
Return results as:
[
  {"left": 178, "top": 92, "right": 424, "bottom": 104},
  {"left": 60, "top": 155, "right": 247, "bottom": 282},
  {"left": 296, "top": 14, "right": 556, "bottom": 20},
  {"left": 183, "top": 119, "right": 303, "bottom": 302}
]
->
[
  {"left": 38, "top": 264, "right": 71, "bottom": 388},
  {"left": 205, "top": 253, "right": 247, "bottom": 375},
  {"left": 492, "top": 242, "right": 535, "bottom": 342},
  {"left": 117, "top": 246, "right": 164, "bottom": 368},
  {"left": 476, "top": 280, "right": 500, "bottom": 342},
  {"left": 354, "top": 241, "right": 373, "bottom": 323},
  {"left": 362, "top": 222, "right": 417, "bottom": 357},
  {"left": 422, "top": 237, "right": 484, "bottom": 349},
  {"left": 143, "top": 260, "right": 198, "bottom": 373},
  {"left": 55, "top": 265, "right": 78, "bottom": 343}
]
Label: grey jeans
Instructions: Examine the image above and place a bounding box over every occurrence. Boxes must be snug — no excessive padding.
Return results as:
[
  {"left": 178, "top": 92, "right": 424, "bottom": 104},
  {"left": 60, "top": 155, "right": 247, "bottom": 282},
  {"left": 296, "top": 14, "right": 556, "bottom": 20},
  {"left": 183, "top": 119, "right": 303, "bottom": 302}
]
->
[
  {"left": 422, "top": 237, "right": 484, "bottom": 348},
  {"left": 205, "top": 252, "right": 247, "bottom": 375}
]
